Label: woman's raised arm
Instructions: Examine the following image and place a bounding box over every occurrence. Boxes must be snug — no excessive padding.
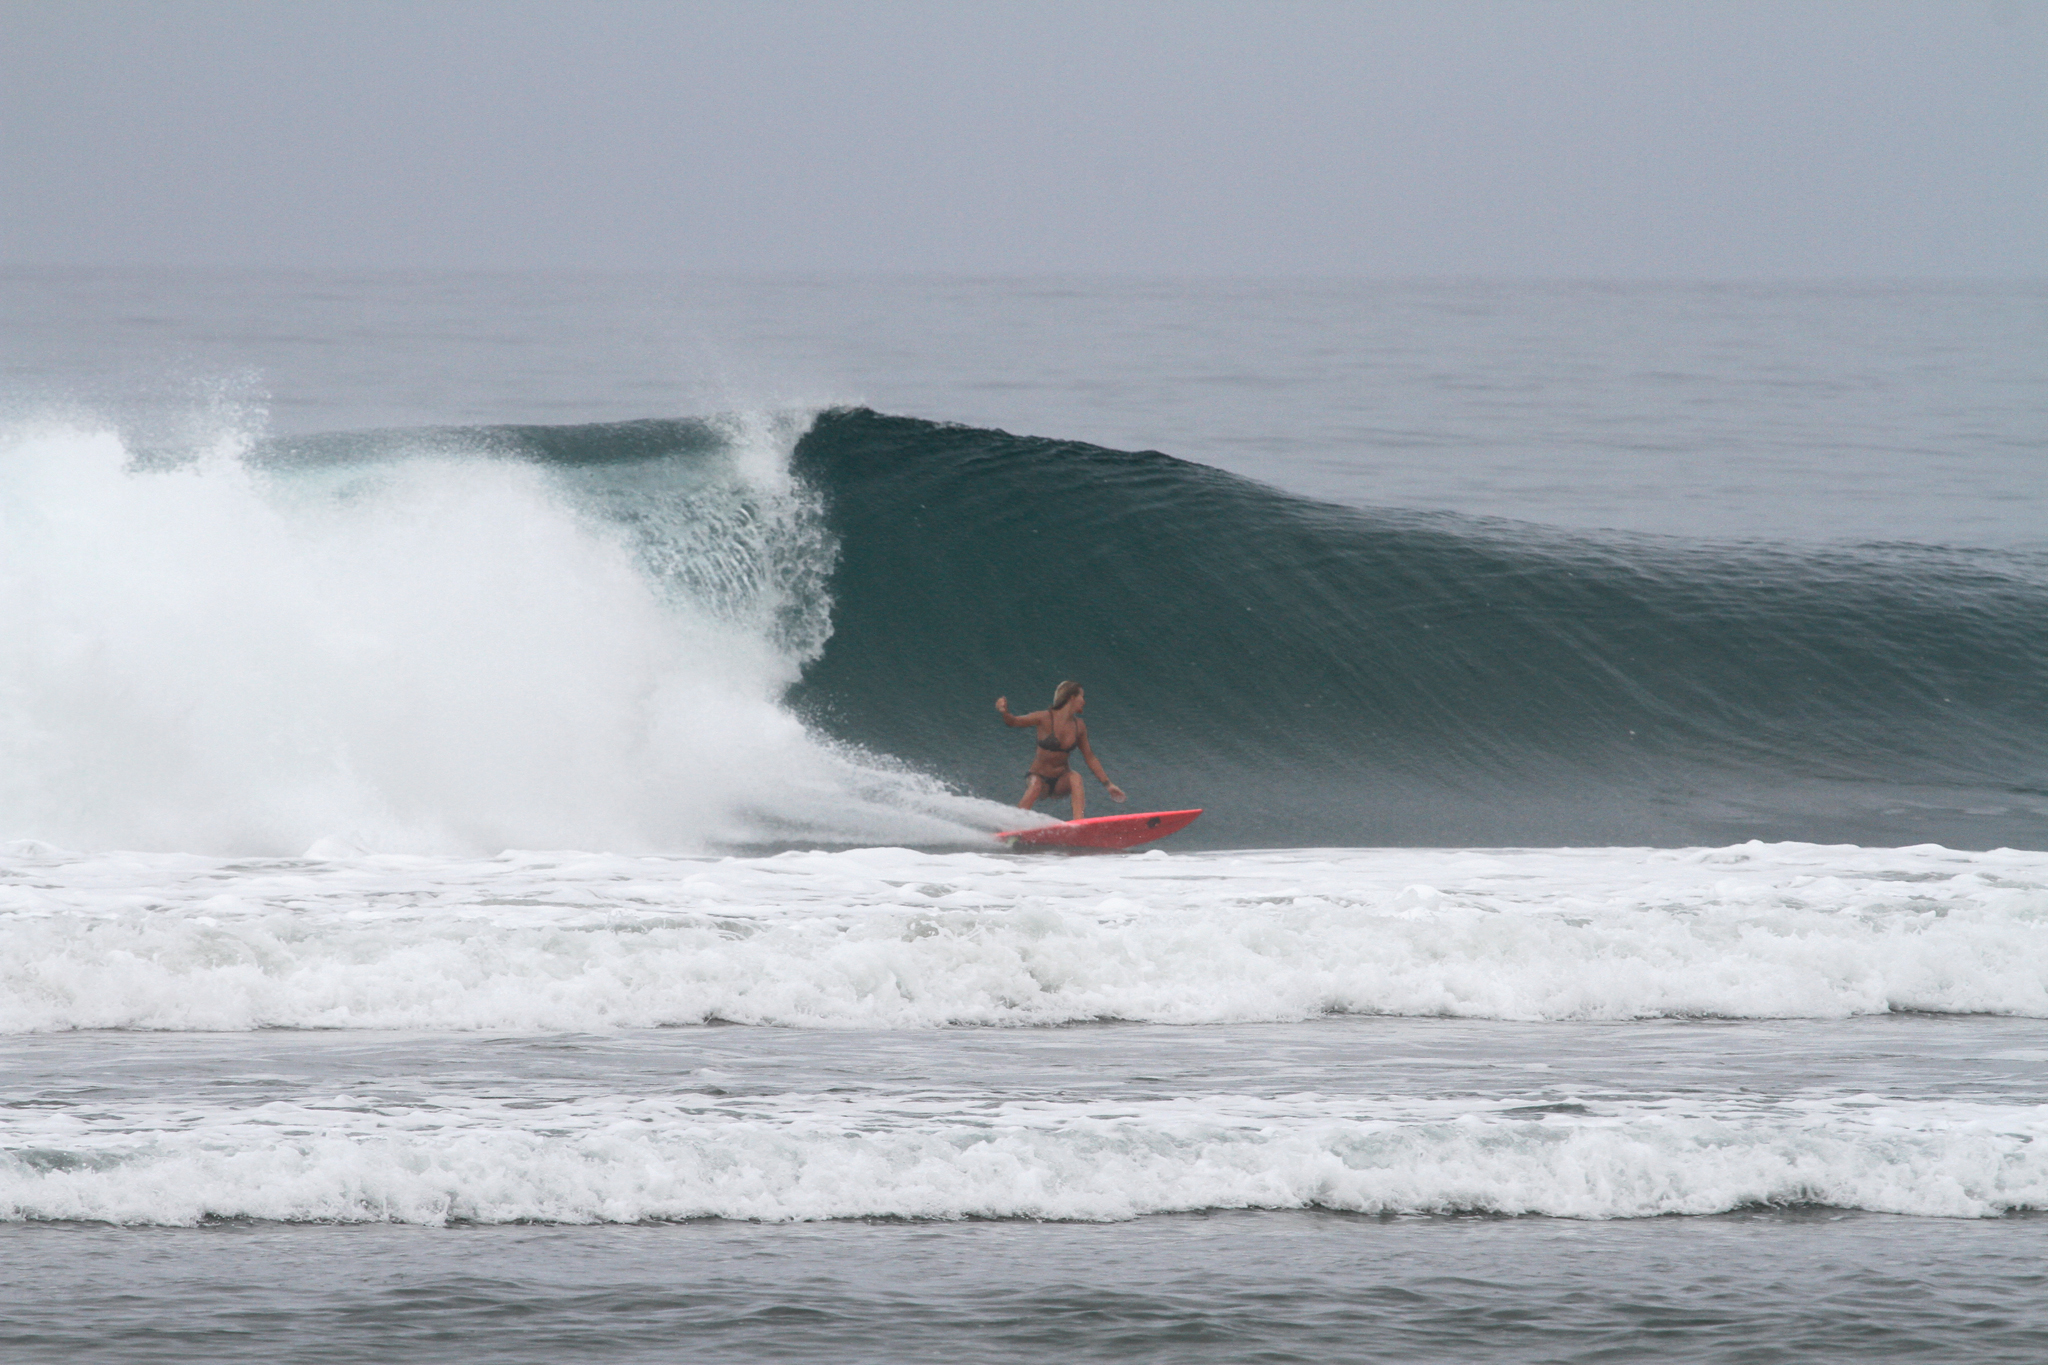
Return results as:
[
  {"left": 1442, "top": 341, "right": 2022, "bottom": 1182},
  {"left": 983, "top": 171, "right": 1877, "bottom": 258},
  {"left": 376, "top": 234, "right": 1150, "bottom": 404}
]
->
[{"left": 995, "top": 697, "right": 1043, "bottom": 728}]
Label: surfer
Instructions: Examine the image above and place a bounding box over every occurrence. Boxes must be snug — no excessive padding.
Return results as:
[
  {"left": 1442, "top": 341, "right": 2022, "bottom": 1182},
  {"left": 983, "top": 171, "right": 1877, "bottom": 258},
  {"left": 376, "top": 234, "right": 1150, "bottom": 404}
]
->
[{"left": 996, "top": 681, "right": 1124, "bottom": 818}]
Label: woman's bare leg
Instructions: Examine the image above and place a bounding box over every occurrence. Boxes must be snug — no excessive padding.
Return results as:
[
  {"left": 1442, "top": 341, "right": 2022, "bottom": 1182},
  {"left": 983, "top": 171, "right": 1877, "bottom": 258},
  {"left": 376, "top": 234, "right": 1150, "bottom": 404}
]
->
[
  {"left": 1019, "top": 775, "right": 1048, "bottom": 810},
  {"left": 1063, "top": 772, "right": 1086, "bottom": 820}
]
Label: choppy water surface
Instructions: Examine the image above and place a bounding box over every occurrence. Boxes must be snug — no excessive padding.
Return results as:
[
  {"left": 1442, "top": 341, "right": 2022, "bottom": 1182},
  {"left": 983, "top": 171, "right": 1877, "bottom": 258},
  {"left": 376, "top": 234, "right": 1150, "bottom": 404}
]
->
[{"left": 9, "top": 1213, "right": 2048, "bottom": 1364}]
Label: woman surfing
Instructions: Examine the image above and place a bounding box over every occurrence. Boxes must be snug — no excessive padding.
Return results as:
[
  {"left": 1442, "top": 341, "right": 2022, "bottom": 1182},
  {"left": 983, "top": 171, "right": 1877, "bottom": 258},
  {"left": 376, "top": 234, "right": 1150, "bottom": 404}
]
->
[{"left": 995, "top": 681, "right": 1124, "bottom": 819}]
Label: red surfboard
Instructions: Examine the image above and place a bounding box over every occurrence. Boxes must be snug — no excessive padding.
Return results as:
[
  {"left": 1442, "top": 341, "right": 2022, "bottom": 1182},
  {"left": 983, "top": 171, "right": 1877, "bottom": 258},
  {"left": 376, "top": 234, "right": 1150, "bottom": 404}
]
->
[{"left": 995, "top": 809, "right": 1202, "bottom": 850}]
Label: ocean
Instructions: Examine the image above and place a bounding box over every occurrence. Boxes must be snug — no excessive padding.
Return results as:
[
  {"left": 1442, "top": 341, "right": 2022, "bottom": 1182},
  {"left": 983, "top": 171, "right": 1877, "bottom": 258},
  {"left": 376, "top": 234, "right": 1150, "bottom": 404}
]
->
[{"left": 2, "top": 269, "right": 2045, "bottom": 1362}]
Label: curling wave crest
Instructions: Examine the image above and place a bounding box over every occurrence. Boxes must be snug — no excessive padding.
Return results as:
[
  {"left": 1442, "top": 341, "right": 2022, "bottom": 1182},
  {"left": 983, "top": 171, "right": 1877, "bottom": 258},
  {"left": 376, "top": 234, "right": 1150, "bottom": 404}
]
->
[{"left": 0, "top": 416, "right": 1012, "bottom": 854}]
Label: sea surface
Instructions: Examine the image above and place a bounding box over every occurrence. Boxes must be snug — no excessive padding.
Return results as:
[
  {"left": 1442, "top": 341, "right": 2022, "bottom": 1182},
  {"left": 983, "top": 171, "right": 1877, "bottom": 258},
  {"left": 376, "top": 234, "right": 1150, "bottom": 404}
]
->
[{"left": 2, "top": 269, "right": 2045, "bottom": 1362}]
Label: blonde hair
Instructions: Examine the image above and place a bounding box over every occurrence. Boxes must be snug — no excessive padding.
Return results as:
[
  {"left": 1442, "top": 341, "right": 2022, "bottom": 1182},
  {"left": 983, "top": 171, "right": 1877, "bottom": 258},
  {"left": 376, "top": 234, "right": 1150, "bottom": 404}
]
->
[{"left": 1051, "top": 680, "right": 1083, "bottom": 710}]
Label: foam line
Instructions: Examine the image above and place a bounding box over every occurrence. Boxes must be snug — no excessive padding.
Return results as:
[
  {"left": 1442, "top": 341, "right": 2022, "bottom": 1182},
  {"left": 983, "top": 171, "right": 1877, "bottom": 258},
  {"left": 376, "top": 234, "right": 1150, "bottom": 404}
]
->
[
  {"left": 7, "top": 1087, "right": 2043, "bottom": 1225},
  {"left": 4, "top": 842, "right": 2044, "bottom": 1032}
]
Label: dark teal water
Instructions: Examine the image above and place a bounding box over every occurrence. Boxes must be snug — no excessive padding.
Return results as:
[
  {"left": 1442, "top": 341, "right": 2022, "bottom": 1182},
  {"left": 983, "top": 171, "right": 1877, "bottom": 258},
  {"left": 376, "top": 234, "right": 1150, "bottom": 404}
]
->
[{"left": 785, "top": 409, "right": 2048, "bottom": 848}]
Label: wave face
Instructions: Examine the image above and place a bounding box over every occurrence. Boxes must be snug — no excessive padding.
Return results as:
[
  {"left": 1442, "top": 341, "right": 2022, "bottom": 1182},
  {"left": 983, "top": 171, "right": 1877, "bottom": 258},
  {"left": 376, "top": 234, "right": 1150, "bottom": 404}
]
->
[
  {"left": 788, "top": 409, "right": 2048, "bottom": 848},
  {"left": 3, "top": 406, "right": 2043, "bottom": 853}
]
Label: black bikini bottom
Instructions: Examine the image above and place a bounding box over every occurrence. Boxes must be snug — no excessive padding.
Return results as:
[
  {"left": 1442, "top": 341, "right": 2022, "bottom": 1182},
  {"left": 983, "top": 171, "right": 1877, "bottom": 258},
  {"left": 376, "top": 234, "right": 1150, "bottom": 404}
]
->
[{"left": 1028, "top": 771, "right": 1073, "bottom": 791}]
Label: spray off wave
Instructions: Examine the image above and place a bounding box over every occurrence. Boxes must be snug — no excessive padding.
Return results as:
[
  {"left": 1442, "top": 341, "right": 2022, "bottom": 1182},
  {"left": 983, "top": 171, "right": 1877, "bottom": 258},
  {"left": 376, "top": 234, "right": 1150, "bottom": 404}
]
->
[{"left": 0, "top": 417, "right": 1012, "bottom": 855}]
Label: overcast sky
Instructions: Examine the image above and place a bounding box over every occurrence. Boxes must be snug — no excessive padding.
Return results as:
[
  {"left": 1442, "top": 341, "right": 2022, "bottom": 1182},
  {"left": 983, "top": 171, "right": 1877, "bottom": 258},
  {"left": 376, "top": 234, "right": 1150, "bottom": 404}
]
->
[{"left": 1, "top": 0, "right": 2040, "bottom": 277}]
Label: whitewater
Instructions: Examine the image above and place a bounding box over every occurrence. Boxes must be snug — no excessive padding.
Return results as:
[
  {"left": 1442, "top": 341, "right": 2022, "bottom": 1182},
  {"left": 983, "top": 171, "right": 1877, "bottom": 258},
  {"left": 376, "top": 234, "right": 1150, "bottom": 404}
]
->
[
  {"left": 6, "top": 841, "right": 2046, "bottom": 1034},
  {"left": 11, "top": 1024, "right": 2048, "bottom": 1226},
  {"left": 2, "top": 271, "right": 2045, "bottom": 1364},
  {"left": 8, "top": 836, "right": 2048, "bottom": 1233},
  {"left": 0, "top": 418, "right": 1020, "bottom": 855}
]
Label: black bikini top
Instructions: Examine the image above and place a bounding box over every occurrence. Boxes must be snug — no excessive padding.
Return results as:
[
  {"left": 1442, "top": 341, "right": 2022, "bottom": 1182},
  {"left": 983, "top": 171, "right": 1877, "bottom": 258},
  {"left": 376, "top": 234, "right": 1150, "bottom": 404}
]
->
[{"left": 1037, "top": 715, "right": 1081, "bottom": 752}]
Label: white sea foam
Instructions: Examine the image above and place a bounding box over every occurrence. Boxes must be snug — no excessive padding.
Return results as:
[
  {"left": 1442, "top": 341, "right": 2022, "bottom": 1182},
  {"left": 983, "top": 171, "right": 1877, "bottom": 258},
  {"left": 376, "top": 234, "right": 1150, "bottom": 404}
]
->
[
  {"left": 0, "top": 420, "right": 1009, "bottom": 855},
  {"left": 6, "top": 1085, "right": 2043, "bottom": 1225},
  {"left": 3, "top": 841, "right": 2044, "bottom": 1032}
]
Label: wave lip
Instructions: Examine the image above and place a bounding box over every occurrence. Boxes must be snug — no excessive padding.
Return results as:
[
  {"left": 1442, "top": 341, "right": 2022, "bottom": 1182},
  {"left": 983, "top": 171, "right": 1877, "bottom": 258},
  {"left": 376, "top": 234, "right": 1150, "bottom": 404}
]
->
[{"left": 5, "top": 842, "right": 2045, "bottom": 1033}]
